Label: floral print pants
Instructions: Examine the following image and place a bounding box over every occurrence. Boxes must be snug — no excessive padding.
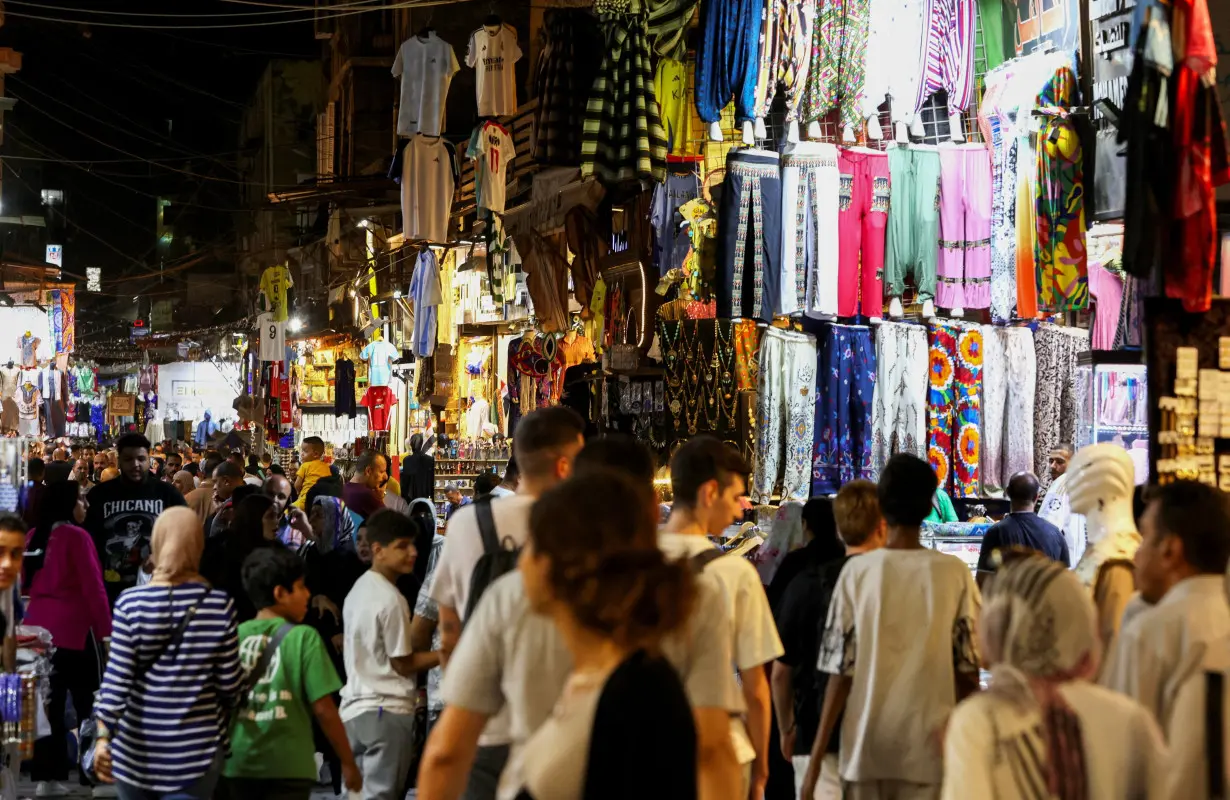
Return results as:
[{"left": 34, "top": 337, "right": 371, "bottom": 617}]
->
[
  {"left": 812, "top": 324, "right": 876, "bottom": 495},
  {"left": 753, "top": 327, "right": 818, "bottom": 504},
  {"left": 927, "top": 322, "right": 982, "bottom": 497}
]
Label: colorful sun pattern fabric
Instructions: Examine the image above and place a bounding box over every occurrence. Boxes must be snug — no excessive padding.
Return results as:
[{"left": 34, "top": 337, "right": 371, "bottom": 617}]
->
[
  {"left": 1034, "top": 66, "right": 1088, "bottom": 312},
  {"left": 927, "top": 323, "right": 983, "bottom": 497}
]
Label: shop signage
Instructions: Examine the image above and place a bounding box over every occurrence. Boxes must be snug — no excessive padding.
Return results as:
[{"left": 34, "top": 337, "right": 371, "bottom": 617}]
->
[
  {"left": 129, "top": 319, "right": 150, "bottom": 342},
  {"left": 45, "top": 244, "right": 62, "bottom": 267},
  {"left": 1014, "top": 0, "right": 1080, "bottom": 56},
  {"left": 1090, "top": 0, "right": 1136, "bottom": 220}
]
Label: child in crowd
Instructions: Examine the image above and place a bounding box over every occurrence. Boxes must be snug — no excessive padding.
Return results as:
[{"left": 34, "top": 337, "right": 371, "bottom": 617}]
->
[
  {"left": 294, "top": 437, "right": 332, "bottom": 509},
  {"left": 223, "top": 547, "right": 361, "bottom": 800}
]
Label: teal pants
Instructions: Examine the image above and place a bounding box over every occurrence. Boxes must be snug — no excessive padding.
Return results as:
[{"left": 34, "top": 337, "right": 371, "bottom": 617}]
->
[{"left": 885, "top": 146, "right": 941, "bottom": 301}]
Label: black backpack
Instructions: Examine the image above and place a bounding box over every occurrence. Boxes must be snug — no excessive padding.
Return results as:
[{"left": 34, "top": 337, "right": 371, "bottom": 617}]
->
[{"left": 464, "top": 496, "right": 521, "bottom": 620}]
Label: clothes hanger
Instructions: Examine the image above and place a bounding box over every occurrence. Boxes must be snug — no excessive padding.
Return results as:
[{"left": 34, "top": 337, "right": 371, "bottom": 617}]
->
[
  {"left": 484, "top": 3, "right": 501, "bottom": 26},
  {"left": 416, "top": 11, "right": 435, "bottom": 38}
]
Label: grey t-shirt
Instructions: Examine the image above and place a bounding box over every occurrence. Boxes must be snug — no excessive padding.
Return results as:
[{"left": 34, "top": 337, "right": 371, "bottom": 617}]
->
[{"left": 441, "top": 570, "right": 738, "bottom": 800}]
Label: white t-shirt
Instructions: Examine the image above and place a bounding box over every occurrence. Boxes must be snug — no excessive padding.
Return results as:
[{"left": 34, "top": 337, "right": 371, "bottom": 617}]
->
[
  {"left": 257, "top": 312, "right": 286, "bottom": 362},
  {"left": 466, "top": 24, "right": 522, "bottom": 117},
  {"left": 818, "top": 548, "right": 981, "bottom": 785},
  {"left": 340, "top": 570, "right": 416, "bottom": 721},
  {"left": 401, "top": 135, "right": 455, "bottom": 245},
  {"left": 942, "top": 682, "right": 1167, "bottom": 800},
  {"left": 392, "top": 32, "right": 459, "bottom": 137},
  {"left": 471, "top": 122, "right": 515, "bottom": 214},
  {"left": 428, "top": 493, "right": 534, "bottom": 619}
]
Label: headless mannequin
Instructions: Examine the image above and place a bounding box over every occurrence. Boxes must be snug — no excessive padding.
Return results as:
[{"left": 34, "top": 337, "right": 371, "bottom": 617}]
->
[{"left": 1066, "top": 444, "right": 1141, "bottom": 655}]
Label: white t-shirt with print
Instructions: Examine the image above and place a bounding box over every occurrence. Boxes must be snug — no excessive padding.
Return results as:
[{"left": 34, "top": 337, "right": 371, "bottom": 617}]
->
[
  {"left": 340, "top": 570, "right": 416, "bottom": 721},
  {"left": 392, "top": 32, "right": 459, "bottom": 137},
  {"left": 257, "top": 312, "right": 286, "bottom": 363},
  {"left": 467, "top": 24, "right": 522, "bottom": 117},
  {"left": 819, "top": 548, "right": 981, "bottom": 785},
  {"left": 472, "top": 122, "right": 515, "bottom": 214}
]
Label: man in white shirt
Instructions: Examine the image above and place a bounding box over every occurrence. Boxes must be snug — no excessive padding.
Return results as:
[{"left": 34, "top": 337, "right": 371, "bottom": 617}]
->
[
  {"left": 426, "top": 407, "right": 585, "bottom": 800},
  {"left": 1101, "top": 480, "right": 1230, "bottom": 729},
  {"left": 1038, "top": 444, "right": 1082, "bottom": 565},
  {"left": 658, "top": 436, "right": 784, "bottom": 800}
]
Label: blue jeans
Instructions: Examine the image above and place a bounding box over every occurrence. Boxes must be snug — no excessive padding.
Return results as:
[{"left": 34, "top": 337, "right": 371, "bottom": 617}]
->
[{"left": 115, "top": 752, "right": 224, "bottom": 800}]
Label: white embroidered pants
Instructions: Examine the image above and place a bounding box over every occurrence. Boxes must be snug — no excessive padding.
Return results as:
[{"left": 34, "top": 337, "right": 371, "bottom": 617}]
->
[
  {"left": 871, "top": 321, "right": 928, "bottom": 476},
  {"left": 981, "top": 325, "right": 1037, "bottom": 494},
  {"left": 753, "top": 327, "right": 818, "bottom": 503}
]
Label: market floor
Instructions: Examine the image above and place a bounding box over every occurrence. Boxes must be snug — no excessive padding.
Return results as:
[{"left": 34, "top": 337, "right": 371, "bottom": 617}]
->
[{"left": 12, "top": 776, "right": 418, "bottom": 800}]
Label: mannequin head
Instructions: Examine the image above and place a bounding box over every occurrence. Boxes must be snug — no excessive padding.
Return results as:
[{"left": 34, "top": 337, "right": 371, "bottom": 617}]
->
[{"left": 1066, "top": 444, "right": 1137, "bottom": 546}]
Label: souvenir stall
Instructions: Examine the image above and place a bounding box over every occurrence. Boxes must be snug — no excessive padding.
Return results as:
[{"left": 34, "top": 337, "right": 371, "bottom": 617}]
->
[{"left": 0, "top": 289, "right": 76, "bottom": 442}]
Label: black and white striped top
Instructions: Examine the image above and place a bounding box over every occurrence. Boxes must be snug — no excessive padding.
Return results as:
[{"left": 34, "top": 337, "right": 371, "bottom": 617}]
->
[{"left": 94, "top": 582, "right": 242, "bottom": 792}]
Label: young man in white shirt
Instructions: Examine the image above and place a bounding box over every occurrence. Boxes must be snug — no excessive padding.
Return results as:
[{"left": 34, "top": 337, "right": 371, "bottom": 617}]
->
[
  {"left": 801, "top": 454, "right": 981, "bottom": 800},
  {"left": 658, "top": 436, "right": 784, "bottom": 800},
  {"left": 341, "top": 510, "right": 440, "bottom": 800},
  {"left": 426, "top": 407, "right": 585, "bottom": 800},
  {"left": 1101, "top": 479, "right": 1230, "bottom": 729},
  {"left": 417, "top": 435, "right": 741, "bottom": 800}
]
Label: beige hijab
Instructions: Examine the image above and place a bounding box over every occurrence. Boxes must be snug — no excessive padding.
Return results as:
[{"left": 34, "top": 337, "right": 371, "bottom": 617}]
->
[{"left": 149, "top": 506, "right": 206, "bottom": 584}]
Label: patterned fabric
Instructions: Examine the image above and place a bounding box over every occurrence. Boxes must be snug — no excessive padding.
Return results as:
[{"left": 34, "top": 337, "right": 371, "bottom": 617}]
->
[
  {"left": 927, "top": 322, "right": 982, "bottom": 497},
  {"left": 915, "top": 0, "right": 975, "bottom": 113},
  {"left": 871, "top": 321, "right": 928, "bottom": 476},
  {"left": 811, "top": 324, "right": 876, "bottom": 495},
  {"left": 937, "top": 144, "right": 993, "bottom": 309},
  {"left": 980, "top": 326, "right": 1036, "bottom": 496},
  {"left": 754, "top": 0, "right": 815, "bottom": 121},
  {"left": 534, "top": 11, "right": 603, "bottom": 166},
  {"left": 1113, "top": 273, "right": 1143, "bottom": 349},
  {"left": 646, "top": 0, "right": 701, "bottom": 59},
  {"left": 801, "top": 0, "right": 870, "bottom": 130},
  {"left": 733, "top": 319, "right": 762, "bottom": 391},
  {"left": 1035, "top": 67, "right": 1089, "bottom": 311},
  {"left": 580, "top": 10, "right": 669, "bottom": 184},
  {"left": 753, "top": 327, "right": 818, "bottom": 503},
  {"left": 780, "top": 142, "right": 840, "bottom": 316},
  {"left": 1032, "top": 325, "right": 1083, "bottom": 481},
  {"left": 694, "top": 0, "right": 763, "bottom": 123},
  {"left": 718, "top": 150, "right": 782, "bottom": 321}
]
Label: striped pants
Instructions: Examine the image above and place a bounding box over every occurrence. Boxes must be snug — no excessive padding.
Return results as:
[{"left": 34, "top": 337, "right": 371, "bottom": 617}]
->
[{"left": 915, "top": 0, "right": 975, "bottom": 114}]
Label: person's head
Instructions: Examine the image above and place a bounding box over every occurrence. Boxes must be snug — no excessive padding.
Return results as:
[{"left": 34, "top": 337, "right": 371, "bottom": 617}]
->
[
  {"left": 474, "top": 471, "right": 501, "bottom": 497},
  {"left": 72, "top": 458, "right": 91, "bottom": 485},
  {"left": 115, "top": 433, "right": 152, "bottom": 484},
  {"left": 269, "top": 464, "right": 285, "bottom": 477},
  {"left": 512, "top": 407, "right": 586, "bottom": 489},
  {"left": 301, "top": 436, "right": 324, "bottom": 462},
  {"left": 309, "top": 495, "right": 356, "bottom": 554},
  {"left": 247, "top": 454, "right": 261, "bottom": 472},
  {"left": 100, "top": 467, "right": 120, "bottom": 482},
  {"left": 501, "top": 455, "right": 519, "bottom": 489},
  {"left": 877, "top": 454, "right": 938, "bottom": 529},
  {"left": 355, "top": 450, "right": 388, "bottom": 491},
  {"left": 92, "top": 451, "right": 109, "bottom": 475},
  {"left": 26, "top": 479, "right": 86, "bottom": 584},
  {"left": 1134, "top": 481, "right": 1230, "bottom": 604},
  {"left": 1048, "top": 444, "right": 1074, "bottom": 480},
  {"left": 365, "top": 509, "right": 418, "bottom": 575},
  {"left": 45, "top": 460, "right": 73, "bottom": 484},
  {"left": 212, "top": 461, "right": 246, "bottom": 503},
  {"left": 669, "top": 435, "right": 750, "bottom": 535},
  {"left": 226, "top": 451, "right": 245, "bottom": 471},
  {"left": 172, "top": 470, "right": 195, "bottom": 496},
  {"left": 183, "top": 461, "right": 200, "bottom": 479},
  {"left": 444, "top": 483, "right": 463, "bottom": 505},
  {"left": 521, "top": 470, "right": 694, "bottom": 648},
  {"left": 0, "top": 514, "right": 26, "bottom": 590},
  {"left": 230, "top": 494, "right": 279, "bottom": 542},
  {"left": 51, "top": 447, "right": 68, "bottom": 462},
  {"left": 833, "top": 479, "right": 886, "bottom": 550},
  {"left": 150, "top": 507, "right": 206, "bottom": 583},
  {"left": 166, "top": 452, "right": 183, "bottom": 473},
  {"left": 573, "top": 435, "right": 656, "bottom": 487},
  {"left": 27, "top": 458, "right": 45, "bottom": 483},
  {"left": 242, "top": 546, "right": 310, "bottom": 622},
  {"left": 263, "top": 474, "right": 293, "bottom": 516},
  {"left": 260, "top": 453, "right": 273, "bottom": 467},
  {"left": 1006, "top": 472, "right": 1043, "bottom": 513}
]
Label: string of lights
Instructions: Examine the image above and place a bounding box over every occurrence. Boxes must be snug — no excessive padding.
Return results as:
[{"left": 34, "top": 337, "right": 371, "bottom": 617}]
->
[{"left": 0, "top": 0, "right": 451, "bottom": 29}]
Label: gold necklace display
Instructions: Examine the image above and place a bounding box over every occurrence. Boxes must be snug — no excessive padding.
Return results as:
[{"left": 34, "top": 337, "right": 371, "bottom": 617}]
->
[{"left": 660, "top": 318, "right": 740, "bottom": 438}]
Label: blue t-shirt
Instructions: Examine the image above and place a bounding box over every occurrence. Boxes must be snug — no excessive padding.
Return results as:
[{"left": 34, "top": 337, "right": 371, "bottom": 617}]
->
[
  {"left": 976, "top": 511, "right": 1070, "bottom": 573},
  {"left": 409, "top": 250, "right": 442, "bottom": 358},
  {"left": 361, "top": 339, "right": 400, "bottom": 387}
]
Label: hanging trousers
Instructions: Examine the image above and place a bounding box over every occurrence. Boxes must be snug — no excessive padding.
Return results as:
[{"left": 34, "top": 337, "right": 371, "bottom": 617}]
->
[
  {"left": 927, "top": 322, "right": 982, "bottom": 497},
  {"left": 915, "top": 0, "right": 975, "bottom": 113},
  {"left": 801, "top": 0, "right": 871, "bottom": 130},
  {"left": 936, "top": 144, "right": 992, "bottom": 309},
  {"left": 979, "top": 325, "right": 1036, "bottom": 496},
  {"left": 695, "top": 0, "right": 764, "bottom": 123},
  {"left": 1035, "top": 117, "right": 1089, "bottom": 311},
  {"left": 811, "top": 324, "right": 876, "bottom": 495},
  {"left": 988, "top": 115, "right": 1020, "bottom": 322},
  {"left": 871, "top": 321, "right": 928, "bottom": 476},
  {"left": 837, "top": 148, "right": 890, "bottom": 318},
  {"left": 1033, "top": 324, "right": 1084, "bottom": 482},
  {"left": 885, "top": 146, "right": 941, "bottom": 301},
  {"left": 753, "top": 0, "right": 814, "bottom": 122},
  {"left": 753, "top": 327, "right": 818, "bottom": 503},
  {"left": 780, "top": 142, "right": 841, "bottom": 317},
  {"left": 718, "top": 150, "right": 782, "bottom": 321}
]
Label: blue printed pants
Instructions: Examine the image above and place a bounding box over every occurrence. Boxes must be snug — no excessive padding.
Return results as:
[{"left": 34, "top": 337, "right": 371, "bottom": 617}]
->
[{"left": 812, "top": 324, "right": 877, "bottom": 495}]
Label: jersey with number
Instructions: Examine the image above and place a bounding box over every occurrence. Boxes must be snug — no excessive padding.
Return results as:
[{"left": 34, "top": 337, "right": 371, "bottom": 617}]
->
[
  {"left": 258, "top": 313, "right": 287, "bottom": 362},
  {"left": 469, "top": 121, "right": 515, "bottom": 214},
  {"left": 259, "top": 266, "right": 294, "bottom": 322}
]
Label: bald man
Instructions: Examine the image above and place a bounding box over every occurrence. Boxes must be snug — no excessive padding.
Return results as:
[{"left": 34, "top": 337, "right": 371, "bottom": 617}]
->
[{"left": 976, "top": 472, "right": 1070, "bottom": 586}]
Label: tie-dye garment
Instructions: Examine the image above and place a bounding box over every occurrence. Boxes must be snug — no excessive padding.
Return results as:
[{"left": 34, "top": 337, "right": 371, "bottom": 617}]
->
[{"left": 1034, "top": 67, "right": 1088, "bottom": 311}]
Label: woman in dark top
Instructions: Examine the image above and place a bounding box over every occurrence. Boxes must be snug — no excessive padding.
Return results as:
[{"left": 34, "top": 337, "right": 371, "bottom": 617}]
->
[
  {"left": 399, "top": 433, "right": 435, "bottom": 504},
  {"left": 516, "top": 470, "right": 697, "bottom": 800},
  {"left": 200, "top": 494, "right": 282, "bottom": 622}
]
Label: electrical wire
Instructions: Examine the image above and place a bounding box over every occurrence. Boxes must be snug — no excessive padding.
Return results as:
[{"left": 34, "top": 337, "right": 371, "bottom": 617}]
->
[
  {"left": 0, "top": 0, "right": 452, "bottom": 29},
  {"left": 4, "top": 0, "right": 388, "bottom": 16}
]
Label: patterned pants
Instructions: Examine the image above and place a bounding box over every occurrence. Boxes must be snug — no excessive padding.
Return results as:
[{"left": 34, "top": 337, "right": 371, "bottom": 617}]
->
[
  {"left": 989, "top": 120, "right": 1020, "bottom": 322},
  {"left": 753, "top": 327, "right": 818, "bottom": 504},
  {"left": 927, "top": 322, "right": 982, "bottom": 497},
  {"left": 1032, "top": 324, "right": 1084, "bottom": 484},
  {"left": 718, "top": 150, "right": 783, "bottom": 321},
  {"left": 801, "top": 0, "right": 870, "bottom": 130},
  {"left": 871, "top": 321, "right": 928, "bottom": 476},
  {"left": 811, "top": 324, "right": 876, "bottom": 495},
  {"left": 780, "top": 142, "right": 841, "bottom": 317},
  {"left": 979, "top": 325, "right": 1035, "bottom": 496},
  {"left": 937, "top": 144, "right": 992, "bottom": 309},
  {"left": 915, "top": 0, "right": 975, "bottom": 113},
  {"left": 754, "top": 0, "right": 815, "bottom": 121}
]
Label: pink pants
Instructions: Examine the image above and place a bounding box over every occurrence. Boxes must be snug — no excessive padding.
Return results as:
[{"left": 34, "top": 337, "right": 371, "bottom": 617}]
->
[
  {"left": 837, "top": 149, "right": 890, "bottom": 318},
  {"left": 936, "top": 144, "right": 992, "bottom": 309}
]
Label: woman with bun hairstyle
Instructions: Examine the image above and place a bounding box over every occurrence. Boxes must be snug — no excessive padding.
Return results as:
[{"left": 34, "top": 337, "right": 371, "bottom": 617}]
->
[{"left": 514, "top": 470, "right": 699, "bottom": 800}]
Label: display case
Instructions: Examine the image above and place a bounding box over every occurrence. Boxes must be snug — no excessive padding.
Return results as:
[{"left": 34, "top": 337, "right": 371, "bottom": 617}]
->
[{"left": 1075, "top": 351, "right": 1149, "bottom": 485}]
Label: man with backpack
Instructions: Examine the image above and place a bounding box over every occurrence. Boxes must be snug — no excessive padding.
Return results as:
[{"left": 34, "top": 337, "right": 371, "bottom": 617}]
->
[{"left": 425, "top": 407, "right": 585, "bottom": 800}]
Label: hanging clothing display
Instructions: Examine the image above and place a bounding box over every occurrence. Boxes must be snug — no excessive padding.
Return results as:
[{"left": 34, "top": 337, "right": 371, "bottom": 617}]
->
[
  {"left": 811, "top": 324, "right": 876, "bottom": 495},
  {"left": 884, "top": 145, "right": 940, "bottom": 304},
  {"left": 732, "top": 319, "right": 761, "bottom": 392},
  {"left": 401, "top": 135, "right": 456, "bottom": 244},
  {"left": 258, "top": 265, "right": 293, "bottom": 323},
  {"left": 392, "top": 32, "right": 459, "bottom": 137},
  {"left": 649, "top": 168, "right": 701, "bottom": 275},
  {"left": 871, "top": 321, "right": 928, "bottom": 475},
  {"left": 836, "top": 148, "right": 889, "bottom": 318},
  {"left": 753, "top": 327, "right": 818, "bottom": 504},
  {"left": 779, "top": 142, "right": 840, "bottom": 317},
  {"left": 1034, "top": 66, "right": 1088, "bottom": 312},
  {"left": 409, "top": 250, "right": 443, "bottom": 358},
  {"left": 360, "top": 386, "right": 396, "bottom": 432},
  {"left": 467, "top": 23, "right": 522, "bottom": 117},
  {"left": 926, "top": 321, "right": 981, "bottom": 498},
  {"left": 915, "top": 0, "right": 976, "bottom": 120},
  {"left": 655, "top": 58, "right": 692, "bottom": 156},
  {"left": 936, "top": 143, "right": 992, "bottom": 309},
  {"left": 0, "top": 366, "right": 16, "bottom": 400},
  {"left": 334, "top": 358, "right": 356, "bottom": 419},
  {"left": 534, "top": 10, "right": 604, "bottom": 166},
  {"left": 801, "top": 0, "right": 870, "bottom": 133},
  {"left": 717, "top": 149, "right": 782, "bottom": 322},
  {"left": 468, "top": 121, "right": 515, "bottom": 214},
  {"left": 1032, "top": 324, "right": 1084, "bottom": 482},
  {"left": 752, "top": 0, "right": 814, "bottom": 129},
  {"left": 257, "top": 313, "right": 287, "bottom": 362},
  {"left": 979, "top": 325, "right": 1035, "bottom": 496},
  {"left": 694, "top": 0, "right": 762, "bottom": 127}
]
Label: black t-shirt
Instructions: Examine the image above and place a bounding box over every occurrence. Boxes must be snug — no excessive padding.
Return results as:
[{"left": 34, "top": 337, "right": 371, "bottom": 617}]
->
[
  {"left": 976, "top": 512, "right": 1070, "bottom": 574},
  {"left": 84, "top": 476, "right": 186, "bottom": 601}
]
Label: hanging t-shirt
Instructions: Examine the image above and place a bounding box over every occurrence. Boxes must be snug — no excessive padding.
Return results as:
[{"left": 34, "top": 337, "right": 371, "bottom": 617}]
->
[
  {"left": 360, "top": 385, "right": 397, "bottom": 432},
  {"left": 392, "top": 32, "right": 460, "bottom": 137},
  {"left": 1089, "top": 261, "right": 1124, "bottom": 351},
  {"left": 259, "top": 265, "right": 294, "bottom": 323},
  {"left": 401, "top": 135, "right": 456, "bottom": 244},
  {"left": 334, "top": 358, "right": 357, "bottom": 418},
  {"left": 258, "top": 313, "right": 287, "bottom": 362},
  {"left": 466, "top": 24, "right": 522, "bottom": 117},
  {"left": 360, "top": 339, "right": 399, "bottom": 387},
  {"left": 469, "top": 121, "right": 515, "bottom": 214},
  {"left": 410, "top": 250, "right": 443, "bottom": 358}
]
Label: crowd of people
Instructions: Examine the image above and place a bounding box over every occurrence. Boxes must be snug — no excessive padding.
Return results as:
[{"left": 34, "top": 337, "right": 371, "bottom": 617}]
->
[{"left": 2, "top": 414, "right": 1230, "bottom": 799}]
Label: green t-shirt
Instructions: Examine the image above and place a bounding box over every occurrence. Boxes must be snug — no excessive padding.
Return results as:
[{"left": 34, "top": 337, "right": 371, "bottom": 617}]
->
[{"left": 225, "top": 618, "right": 343, "bottom": 780}]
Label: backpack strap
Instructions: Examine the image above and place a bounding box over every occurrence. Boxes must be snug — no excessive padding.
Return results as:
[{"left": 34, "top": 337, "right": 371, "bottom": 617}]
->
[
  {"left": 690, "top": 548, "right": 725, "bottom": 573},
  {"left": 1210, "top": 671, "right": 1225, "bottom": 799},
  {"left": 239, "top": 622, "right": 296, "bottom": 707},
  {"left": 475, "top": 495, "right": 501, "bottom": 554}
]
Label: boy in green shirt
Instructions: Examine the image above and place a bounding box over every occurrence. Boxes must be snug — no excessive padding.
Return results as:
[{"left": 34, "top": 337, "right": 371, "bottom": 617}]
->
[{"left": 223, "top": 546, "right": 362, "bottom": 800}]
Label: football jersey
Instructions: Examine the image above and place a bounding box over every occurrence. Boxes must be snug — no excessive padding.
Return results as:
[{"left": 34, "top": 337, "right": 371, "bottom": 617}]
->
[
  {"left": 258, "top": 313, "right": 287, "bottom": 362},
  {"left": 360, "top": 385, "right": 396, "bottom": 432},
  {"left": 259, "top": 265, "right": 294, "bottom": 322},
  {"left": 469, "top": 121, "right": 515, "bottom": 214}
]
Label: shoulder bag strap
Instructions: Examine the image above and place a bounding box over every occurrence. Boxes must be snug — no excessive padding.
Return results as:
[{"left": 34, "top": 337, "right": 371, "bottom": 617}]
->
[
  {"left": 474, "top": 496, "right": 500, "bottom": 554},
  {"left": 136, "top": 589, "right": 205, "bottom": 682},
  {"left": 239, "top": 622, "right": 297, "bottom": 707},
  {"left": 1210, "top": 671, "right": 1225, "bottom": 800},
  {"left": 690, "top": 548, "right": 724, "bottom": 573}
]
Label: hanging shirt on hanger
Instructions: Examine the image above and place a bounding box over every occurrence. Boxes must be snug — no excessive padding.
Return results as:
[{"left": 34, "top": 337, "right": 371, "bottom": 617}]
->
[
  {"left": 258, "top": 313, "right": 287, "bottom": 362},
  {"left": 361, "top": 338, "right": 400, "bottom": 388},
  {"left": 410, "top": 250, "right": 443, "bottom": 358},
  {"left": 360, "top": 385, "right": 397, "bottom": 432},
  {"left": 467, "top": 23, "right": 522, "bottom": 117},
  {"left": 468, "top": 121, "right": 515, "bottom": 214},
  {"left": 401, "top": 135, "right": 457, "bottom": 243},
  {"left": 393, "top": 32, "right": 460, "bottom": 137},
  {"left": 259, "top": 265, "right": 294, "bottom": 322}
]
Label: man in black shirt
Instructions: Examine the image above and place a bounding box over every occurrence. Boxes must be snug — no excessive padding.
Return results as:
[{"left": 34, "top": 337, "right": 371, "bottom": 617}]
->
[
  {"left": 84, "top": 433, "right": 187, "bottom": 603},
  {"left": 976, "top": 471, "right": 1070, "bottom": 587},
  {"left": 772, "top": 479, "right": 885, "bottom": 798}
]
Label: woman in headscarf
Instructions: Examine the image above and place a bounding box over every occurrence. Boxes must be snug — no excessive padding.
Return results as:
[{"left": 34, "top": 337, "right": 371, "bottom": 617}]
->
[
  {"left": 941, "top": 554, "right": 1167, "bottom": 799},
  {"left": 93, "top": 507, "right": 242, "bottom": 796},
  {"left": 200, "top": 494, "right": 283, "bottom": 623}
]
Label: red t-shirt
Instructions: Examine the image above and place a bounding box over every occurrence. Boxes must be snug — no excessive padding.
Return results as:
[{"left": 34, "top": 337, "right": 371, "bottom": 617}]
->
[{"left": 360, "top": 385, "right": 396, "bottom": 432}]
